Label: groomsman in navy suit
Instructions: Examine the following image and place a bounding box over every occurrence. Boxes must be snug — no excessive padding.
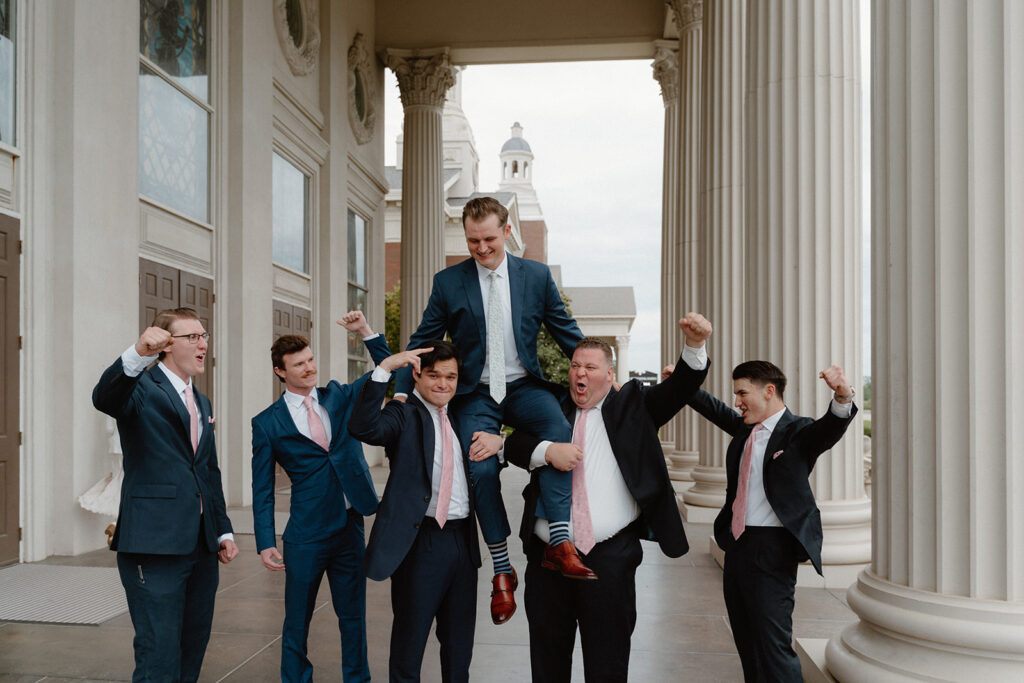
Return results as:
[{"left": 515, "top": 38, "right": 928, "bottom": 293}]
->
[
  {"left": 93, "top": 307, "right": 237, "bottom": 682},
  {"left": 251, "top": 311, "right": 390, "bottom": 683},
  {"left": 394, "top": 196, "right": 590, "bottom": 625}
]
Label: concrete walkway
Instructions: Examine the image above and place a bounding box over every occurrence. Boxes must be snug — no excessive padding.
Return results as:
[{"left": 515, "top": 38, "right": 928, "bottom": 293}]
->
[{"left": 0, "top": 466, "right": 856, "bottom": 681}]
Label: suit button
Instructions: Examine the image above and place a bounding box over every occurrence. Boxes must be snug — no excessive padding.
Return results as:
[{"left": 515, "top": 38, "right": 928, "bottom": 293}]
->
[
  {"left": 424, "top": 496, "right": 430, "bottom": 502},
  {"left": 413, "top": 522, "right": 420, "bottom": 529}
]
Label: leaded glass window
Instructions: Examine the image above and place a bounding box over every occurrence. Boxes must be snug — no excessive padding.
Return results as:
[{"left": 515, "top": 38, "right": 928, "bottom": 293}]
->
[
  {"left": 272, "top": 152, "right": 310, "bottom": 273},
  {"left": 0, "top": 0, "right": 15, "bottom": 145},
  {"left": 138, "top": 0, "right": 211, "bottom": 222},
  {"left": 347, "top": 209, "right": 369, "bottom": 381}
]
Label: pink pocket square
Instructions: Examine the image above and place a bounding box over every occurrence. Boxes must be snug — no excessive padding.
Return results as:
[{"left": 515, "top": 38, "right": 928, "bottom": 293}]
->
[{"left": 772, "top": 450, "right": 784, "bottom": 459}]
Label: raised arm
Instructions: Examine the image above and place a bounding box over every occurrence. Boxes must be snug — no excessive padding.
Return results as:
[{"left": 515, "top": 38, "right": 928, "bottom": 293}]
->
[
  {"left": 643, "top": 312, "right": 713, "bottom": 427},
  {"left": 348, "top": 348, "right": 432, "bottom": 447},
  {"left": 541, "top": 269, "right": 584, "bottom": 358},
  {"left": 394, "top": 274, "right": 449, "bottom": 395},
  {"left": 92, "top": 327, "right": 172, "bottom": 418},
  {"left": 790, "top": 365, "right": 858, "bottom": 466}
]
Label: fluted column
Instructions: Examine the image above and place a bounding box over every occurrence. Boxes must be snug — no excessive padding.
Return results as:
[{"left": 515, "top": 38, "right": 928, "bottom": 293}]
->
[
  {"left": 744, "top": 0, "right": 869, "bottom": 585},
  {"left": 614, "top": 336, "right": 630, "bottom": 386},
  {"left": 664, "top": 1, "right": 704, "bottom": 488},
  {"left": 826, "top": 1, "right": 1024, "bottom": 678},
  {"left": 385, "top": 48, "right": 455, "bottom": 346},
  {"left": 682, "top": 0, "right": 745, "bottom": 520}
]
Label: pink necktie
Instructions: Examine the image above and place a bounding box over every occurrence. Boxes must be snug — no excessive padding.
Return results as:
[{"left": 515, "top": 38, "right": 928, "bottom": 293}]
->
[
  {"left": 184, "top": 387, "right": 199, "bottom": 454},
  {"left": 731, "top": 423, "right": 765, "bottom": 540},
  {"left": 435, "top": 405, "right": 454, "bottom": 527},
  {"left": 303, "top": 395, "right": 329, "bottom": 451},
  {"left": 571, "top": 409, "right": 596, "bottom": 554}
]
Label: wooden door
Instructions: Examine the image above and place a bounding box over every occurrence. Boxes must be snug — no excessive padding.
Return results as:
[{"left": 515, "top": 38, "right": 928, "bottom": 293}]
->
[
  {"left": 180, "top": 270, "right": 214, "bottom": 401},
  {"left": 0, "top": 214, "right": 19, "bottom": 566}
]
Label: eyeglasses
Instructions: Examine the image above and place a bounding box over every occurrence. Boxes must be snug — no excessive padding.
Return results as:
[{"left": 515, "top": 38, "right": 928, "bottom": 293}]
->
[{"left": 171, "top": 332, "right": 211, "bottom": 344}]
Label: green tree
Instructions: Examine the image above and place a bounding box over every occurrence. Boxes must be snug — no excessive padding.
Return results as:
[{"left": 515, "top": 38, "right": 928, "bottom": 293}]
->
[{"left": 384, "top": 282, "right": 401, "bottom": 355}]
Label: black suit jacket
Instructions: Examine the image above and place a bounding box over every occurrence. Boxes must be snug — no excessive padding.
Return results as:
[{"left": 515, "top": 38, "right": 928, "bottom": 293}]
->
[
  {"left": 504, "top": 353, "right": 709, "bottom": 558},
  {"left": 681, "top": 363, "right": 857, "bottom": 574},
  {"left": 347, "top": 377, "right": 482, "bottom": 581},
  {"left": 93, "top": 358, "right": 232, "bottom": 555}
]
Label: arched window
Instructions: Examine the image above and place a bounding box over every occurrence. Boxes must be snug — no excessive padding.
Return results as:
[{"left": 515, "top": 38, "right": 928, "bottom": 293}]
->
[{"left": 512, "top": 160, "right": 519, "bottom": 178}]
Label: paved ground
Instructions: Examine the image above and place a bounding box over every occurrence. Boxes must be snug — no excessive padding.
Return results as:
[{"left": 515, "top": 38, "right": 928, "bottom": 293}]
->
[{"left": 0, "top": 466, "right": 856, "bottom": 682}]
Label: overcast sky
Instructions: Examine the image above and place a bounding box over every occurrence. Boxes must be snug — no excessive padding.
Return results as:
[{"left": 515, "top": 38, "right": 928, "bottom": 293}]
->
[
  {"left": 384, "top": 50, "right": 872, "bottom": 377},
  {"left": 384, "top": 60, "right": 667, "bottom": 373}
]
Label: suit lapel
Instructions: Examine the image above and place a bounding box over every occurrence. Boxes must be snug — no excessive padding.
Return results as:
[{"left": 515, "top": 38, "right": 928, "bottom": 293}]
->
[
  {"left": 507, "top": 255, "right": 525, "bottom": 348},
  {"left": 149, "top": 366, "right": 193, "bottom": 449},
  {"left": 762, "top": 409, "right": 797, "bottom": 475},
  {"left": 408, "top": 394, "right": 436, "bottom": 477},
  {"left": 318, "top": 386, "right": 341, "bottom": 447},
  {"left": 459, "top": 260, "right": 487, "bottom": 347}
]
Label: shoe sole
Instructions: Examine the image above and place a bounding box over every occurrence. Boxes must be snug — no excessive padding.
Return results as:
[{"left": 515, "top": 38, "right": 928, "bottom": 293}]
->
[{"left": 540, "top": 559, "right": 599, "bottom": 580}]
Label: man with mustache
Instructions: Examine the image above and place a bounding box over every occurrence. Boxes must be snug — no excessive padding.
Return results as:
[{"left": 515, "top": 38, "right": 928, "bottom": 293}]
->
[
  {"left": 250, "top": 311, "right": 391, "bottom": 682},
  {"left": 93, "top": 307, "right": 237, "bottom": 682}
]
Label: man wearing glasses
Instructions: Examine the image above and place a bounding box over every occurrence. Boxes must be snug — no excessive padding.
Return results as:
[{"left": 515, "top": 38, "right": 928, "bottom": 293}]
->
[{"left": 93, "top": 307, "right": 237, "bottom": 682}]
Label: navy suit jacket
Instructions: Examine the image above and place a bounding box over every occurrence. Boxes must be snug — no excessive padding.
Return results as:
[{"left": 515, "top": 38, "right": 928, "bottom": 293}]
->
[
  {"left": 93, "top": 358, "right": 232, "bottom": 555},
  {"left": 250, "top": 335, "right": 391, "bottom": 552},
  {"left": 505, "top": 353, "right": 709, "bottom": 558},
  {"left": 394, "top": 254, "right": 583, "bottom": 396},
  {"left": 680, "top": 361, "right": 857, "bottom": 574},
  {"left": 347, "top": 377, "right": 482, "bottom": 581}
]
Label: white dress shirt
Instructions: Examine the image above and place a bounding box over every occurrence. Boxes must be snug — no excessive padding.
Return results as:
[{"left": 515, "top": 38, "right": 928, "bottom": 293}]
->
[
  {"left": 119, "top": 344, "right": 233, "bottom": 545},
  {"left": 371, "top": 368, "right": 470, "bottom": 520},
  {"left": 530, "top": 393, "right": 640, "bottom": 545},
  {"left": 476, "top": 256, "right": 527, "bottom": 385}
]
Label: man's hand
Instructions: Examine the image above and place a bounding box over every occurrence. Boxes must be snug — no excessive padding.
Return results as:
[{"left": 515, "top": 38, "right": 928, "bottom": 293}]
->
[
  {"left": 379, "top": 348, "right": 434, "bottom": 374},
  {"left": 819, "top": 365, "right": 853, "bottom": 403},
  {"left": 337, "top": 310, "right": 373, "bottom": 338},
  {"left": 661, "top": 364, "right": 675, "bottom": 382},
  {"left": 135, "top": 326, "right": 172, "bottom": 357},
  {"left": 679, "top": 312, "right": 713, "bottom": 347},
  {"left": 469, "top": 431, "right": 503, "bottom": 462},
  {"left": 218, "top": 539, "right": 239, "bottom": 564},
  {"left": 260, "top": 546, "right": 286, "bottom": 571},
  {"left": 545, "top": 443, "right": 584, "bottom": 472}
]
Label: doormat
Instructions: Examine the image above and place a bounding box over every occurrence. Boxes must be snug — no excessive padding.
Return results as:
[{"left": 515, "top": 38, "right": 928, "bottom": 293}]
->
[{"left": 0, "top": 564, "right": 127, "bottom": 625}]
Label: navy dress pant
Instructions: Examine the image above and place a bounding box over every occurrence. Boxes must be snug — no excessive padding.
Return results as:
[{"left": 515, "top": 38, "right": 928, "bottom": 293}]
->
[
  {"left": 389, "top": 517, "right": 477, "bottom": 683},
  {"left": 453, "top": 377, "right": 572, "bottom": 543},
  {"left": 282, "top": 512, "right": 369, "bottom": 683},
  {"left": 116, "top": 519, "right": 219, "bottom": 683}
]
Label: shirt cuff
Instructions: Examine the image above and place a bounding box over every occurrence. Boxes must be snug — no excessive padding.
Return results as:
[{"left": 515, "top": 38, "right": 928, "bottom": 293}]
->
[
  {"left": 529, "top": 440, "right": 554, "bottom": 471},
  {"left": 371, "top": 366, "right": 392, "bottom": 383},
  {"left": 680, "top": 343, "right": 709, "bottom": 371},
  {"left": 394, "top": 392, "right": 409, "bottom": 399},
  {"left": 217, "top": 532, "right": 235, "bottom": 545},
  {"left": 829, "top": 399, "right": 853, "bottom": 418},
  {"left": 121, "top": 344, "right": 158, "bottom": 377},
  {"left": 362, "top": 332, "right": 379, "bottom": 341}
]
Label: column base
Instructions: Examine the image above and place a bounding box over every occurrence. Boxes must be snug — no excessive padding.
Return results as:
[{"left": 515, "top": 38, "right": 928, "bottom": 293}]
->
[
  {"left": 818, "top": 496, "right": 872, "bottom": 565},
  {"left": 826, "top": 570, "right": 1024, "bottom": 681},
  {"left": 795, "top": 639, "right": 836, "bottom": 683},
  {"left": 668, "top": 449, "right": 698, "bottom": 482},
  {"left": 681, "top": 464, "right": 726, "bottom": 507}
]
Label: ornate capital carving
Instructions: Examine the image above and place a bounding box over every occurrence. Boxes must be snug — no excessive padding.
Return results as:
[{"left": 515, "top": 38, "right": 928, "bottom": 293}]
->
[
  {"left": 668, "top": 0, "right": 703, "bottom": 34},
  {"left": 274, "top": 0, "right": 321, "bottom": 76},
  {"left": 652, "top": 42, "right": 680, "bottom": 105},
  {"left": 385, "top": 48, "right": 456, "bottom": 109},
  {"left": 348, "top": 33, "right": 377, "bottom": 145}
]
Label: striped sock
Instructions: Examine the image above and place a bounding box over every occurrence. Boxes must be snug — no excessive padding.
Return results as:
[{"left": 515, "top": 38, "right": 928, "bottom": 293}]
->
[
  {"left": 548, "top": 521, "right": 570, "bottom": 547},
  {"left": 487, "top": 540, "right": 512, "bottom": 576}
]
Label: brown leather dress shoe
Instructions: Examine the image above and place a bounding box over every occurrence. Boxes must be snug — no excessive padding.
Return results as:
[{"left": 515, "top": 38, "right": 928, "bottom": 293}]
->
[
  {"left": 490, "top": 567, "right": 518, "bottom": 625},
  {"left": 541, "top": 540, "right": 599, "bottom": 580}
]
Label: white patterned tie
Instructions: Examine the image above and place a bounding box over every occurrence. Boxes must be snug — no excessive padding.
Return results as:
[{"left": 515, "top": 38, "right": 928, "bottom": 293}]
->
[{"left": 487, "top": 271, "right": 506, "bottom": 403}]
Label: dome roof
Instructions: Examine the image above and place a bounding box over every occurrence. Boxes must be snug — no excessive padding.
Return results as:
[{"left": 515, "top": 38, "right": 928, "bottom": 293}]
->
[
  {"left": 501, "top": 121, "right": 532, "bottom": 154},
  {"left": 501, "top": 137, "right": 532, "bottom": 153}
]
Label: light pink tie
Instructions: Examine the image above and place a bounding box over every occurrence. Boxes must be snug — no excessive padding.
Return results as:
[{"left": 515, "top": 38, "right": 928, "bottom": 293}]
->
[
  {"left": 184, "top": 387, "right": 199, "bottom": 454},
  {"left": 571, "top": 409, "right": 596, "bottom": 554},
  {"left": 435, "top": 405, "right": 455, "bottom": 527},
  {"left": 303, "top": 395, "right": 329, "bottom": 451},
  {"left": 731, "top": 423, "right": 765, "bottom": 540}
]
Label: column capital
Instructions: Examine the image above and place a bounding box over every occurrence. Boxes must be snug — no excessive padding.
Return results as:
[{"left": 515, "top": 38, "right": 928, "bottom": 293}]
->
[
  {"left": 385, "top": 47, "right": 456, "bottom": 109},
  {"left": 614, "top": 335, "right": 630, "bottom": 347},
  {"left": 652, "top": 40, "right": 680, "bottom": 105},
  {"left": 668, "top": 0, "right": 703, "bottom": 34}
]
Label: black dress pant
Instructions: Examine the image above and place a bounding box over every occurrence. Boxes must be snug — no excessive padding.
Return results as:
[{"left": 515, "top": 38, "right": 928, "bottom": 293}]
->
[
  {"left": 722, "top": 526, "right": 802, "bottom": 683},
  {"left": 389, "top": 516, "right": 477, "bottom": 683},
  {"left": 523, "top": 524, "right": 643, "bottom": 683}
]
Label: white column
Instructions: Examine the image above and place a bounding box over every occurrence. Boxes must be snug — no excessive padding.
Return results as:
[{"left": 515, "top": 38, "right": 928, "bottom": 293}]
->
[
  {"left": 665, "top": 0, "right": 704, "bottom": 488},
  {"left": 827, "top": 1, "right": 1024, "bottom": 678},
  {"left": 385, "top": 48, "right": 455, "bottom": 346},
  {"left": 614, "top": 336, "right": 630, "bottom": 386},
  {"left": 682, "top": 0, "right": 745, "bottom": 521},
  {"left": 653, "top": 38, "right": 682, "bottom": 457},
  {"left": 744, "top": 0, "right": 869, "bottom": 586}
]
